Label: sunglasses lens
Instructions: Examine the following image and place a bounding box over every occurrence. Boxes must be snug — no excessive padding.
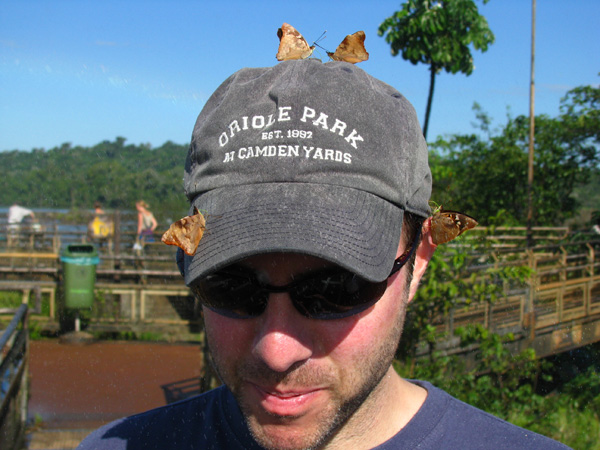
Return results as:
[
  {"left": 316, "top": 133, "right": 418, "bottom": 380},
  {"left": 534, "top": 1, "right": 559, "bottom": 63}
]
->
[
  {"left": 192, "top": 268, "right": 388, "bottom": 320},
  {"left": 193, "top": 272, "right": 267, "bottom": 318},
  {"left": 292, "top": 273, "right": 387, "bottom": 319}
]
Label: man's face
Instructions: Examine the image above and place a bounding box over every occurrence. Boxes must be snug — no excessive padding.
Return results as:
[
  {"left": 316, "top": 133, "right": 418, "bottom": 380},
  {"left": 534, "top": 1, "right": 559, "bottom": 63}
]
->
[{"left": 202, "top": 250, "right": 413, "bottom": 450}]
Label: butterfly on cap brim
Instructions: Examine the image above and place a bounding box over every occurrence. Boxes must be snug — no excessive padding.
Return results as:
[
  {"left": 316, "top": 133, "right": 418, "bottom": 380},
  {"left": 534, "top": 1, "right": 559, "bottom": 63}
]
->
[
  {"left": 276, "top": 23, "right": 315, "bottom": 61},
  {"left": 430, "top": 209, "right": 478, "bottom": 245},
  {"left": 161, "top": 207, "right": 206, "bottom": 256},
  {"left": 326, "top": 31, "right": 369, "bottom": 64}
]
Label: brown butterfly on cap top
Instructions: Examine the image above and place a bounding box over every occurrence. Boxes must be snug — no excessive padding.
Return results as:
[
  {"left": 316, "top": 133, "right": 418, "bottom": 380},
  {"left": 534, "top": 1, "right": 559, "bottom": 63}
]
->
[
  {"left": 161, "top": 207, "right": 206, "bottom": 256},
  {"left": 276, "top": 24, "right": 369, "bottom": 64},
  {"left": 325, "top": 30, "right": 369, "bottom": 64},
  {"left": 430, "top": 207, "right": 478, "bottom": 245},
  {"left": 276, "top": 23, "right": 316, "bottom": 61}
]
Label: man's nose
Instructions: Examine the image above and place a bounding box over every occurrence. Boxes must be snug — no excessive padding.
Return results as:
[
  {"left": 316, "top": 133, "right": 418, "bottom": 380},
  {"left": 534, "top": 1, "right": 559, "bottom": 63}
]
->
[{"left": 251, "top": 293, "right": 313, "bottom": 373}]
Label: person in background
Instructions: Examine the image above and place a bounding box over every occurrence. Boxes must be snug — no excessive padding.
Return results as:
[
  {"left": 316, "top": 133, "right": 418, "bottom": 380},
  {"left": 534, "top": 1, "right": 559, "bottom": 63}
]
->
[
  {"left": 88, "top": 201, "right": 114, "bottom": 252},
  {"left": 7, "top": 203, "right": 37, "bottom": 247},
  {"left": 8, "top": 203, "right": 35, "bottom": 227},
  {"left": 93, "top": 201, "right": 106, "bottom": 216},
  {"left": 136, "top": 200, "right": 157, "bottom": 243}
]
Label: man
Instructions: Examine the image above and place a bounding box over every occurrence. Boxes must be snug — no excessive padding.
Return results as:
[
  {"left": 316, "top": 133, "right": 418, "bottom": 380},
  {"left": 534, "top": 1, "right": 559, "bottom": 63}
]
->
[{"left": 79, "top": 60, "right": 569, "bottom": 449}]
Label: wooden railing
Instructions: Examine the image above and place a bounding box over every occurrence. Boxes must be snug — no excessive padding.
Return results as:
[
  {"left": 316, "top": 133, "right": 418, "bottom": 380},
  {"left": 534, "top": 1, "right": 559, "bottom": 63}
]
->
[
  {"left": 1, "top": 222, "right": 600, "bottom": 355},
  {"left": 423, "top": 237, "right": 600, "bottom": 358},
  {"left": 0, "top": 210, "right": 140, "bottom": 257},
  {"left": 0, "top": 221, "right": 190, "bottom": 334},
  {"left": 0, "top": 304, "right": 29, "bottom": 450}
]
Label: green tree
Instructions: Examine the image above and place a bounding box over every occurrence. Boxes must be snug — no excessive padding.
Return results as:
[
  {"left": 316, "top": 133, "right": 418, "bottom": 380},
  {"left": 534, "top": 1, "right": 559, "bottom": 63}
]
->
[
  {"left": 430, "top": 82, "right": 600, "bottom": 226},
  {"left": 0, "top": 137, "right": 189, "bottom": 222},
  {"left": 378, "top": 0, "right": 495, "bottom": 139},
  {"left": 559, "top": 81, "right": 600, "bottom": 144}
]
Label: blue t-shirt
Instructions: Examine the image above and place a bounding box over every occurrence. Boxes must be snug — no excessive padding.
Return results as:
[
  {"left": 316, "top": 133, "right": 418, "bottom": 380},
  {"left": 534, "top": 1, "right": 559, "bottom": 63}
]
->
[{"left": 77, "top": 380, "right": 570, "bottom": 449}]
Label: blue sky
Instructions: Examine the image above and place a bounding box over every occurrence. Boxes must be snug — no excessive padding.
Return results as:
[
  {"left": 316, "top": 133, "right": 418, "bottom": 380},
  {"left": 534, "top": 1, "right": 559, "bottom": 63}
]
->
[{"left": 1, "top": 0, "right": 598, "bottom": 152}]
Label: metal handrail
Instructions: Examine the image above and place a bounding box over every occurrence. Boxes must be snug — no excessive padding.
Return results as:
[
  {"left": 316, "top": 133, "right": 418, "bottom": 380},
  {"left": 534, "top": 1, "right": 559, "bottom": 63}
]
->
[
  {"left": 0, "top": 304, "right": 27, "bottom": 351},
  {"left": 0, "top": 304, "right": 29, "bottom": 450}
]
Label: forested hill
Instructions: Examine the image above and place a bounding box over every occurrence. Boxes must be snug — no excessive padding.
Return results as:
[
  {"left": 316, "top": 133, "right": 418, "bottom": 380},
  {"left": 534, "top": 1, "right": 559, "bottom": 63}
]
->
[
  {"left": 0, "top": 137, "right": 189, "bottom": 218},
  {"left": 1, "top": 81, "right": 599, "bottom": 228}
]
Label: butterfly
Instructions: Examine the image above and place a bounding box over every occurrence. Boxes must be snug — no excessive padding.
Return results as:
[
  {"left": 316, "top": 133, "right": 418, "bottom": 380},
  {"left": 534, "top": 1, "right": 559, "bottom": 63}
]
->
[
  {"left": 276, "top": 23, "right": 315, "bottom": 61},
  {"left": 430, "top": 208, "right": 478, "bottom": 245},
  {"left": 161, "top": 207, "right": 206, "bottom": 256},
  {"left": 327, "top": 31, "right": 369, "bottom": 64}
]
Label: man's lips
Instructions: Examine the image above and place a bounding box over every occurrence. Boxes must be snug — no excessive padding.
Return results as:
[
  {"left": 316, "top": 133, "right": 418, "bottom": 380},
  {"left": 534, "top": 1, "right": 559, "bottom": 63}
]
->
[{"left": 248, "top": 382, "right": 325, "bottom": 417}]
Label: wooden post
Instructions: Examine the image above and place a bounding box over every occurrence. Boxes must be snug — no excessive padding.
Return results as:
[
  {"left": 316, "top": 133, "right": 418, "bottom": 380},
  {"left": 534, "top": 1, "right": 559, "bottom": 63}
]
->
[
  {"left": 526, "top": 0, "right": 536, "bottom": 248},
  {"left": 524, "top": 248, "right": 536, "bottom": 339},
  {"left": 52, "top": 223, "right": 60, "bottom": 254},
  {"left": 586, "top": 243, "right": 594, "bottom": 315},
  {"left": 113, "top": 210, "right": 121, "bottom": 281}
]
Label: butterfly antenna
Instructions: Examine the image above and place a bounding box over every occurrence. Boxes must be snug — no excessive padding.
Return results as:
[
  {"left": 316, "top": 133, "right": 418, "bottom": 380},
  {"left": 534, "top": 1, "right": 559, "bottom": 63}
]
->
[
  {"left": 314, "top": 41, "right": 329, "bottom": 52},
  {"left": 312, "top": 30, "right": 327, "bottom": 47}
]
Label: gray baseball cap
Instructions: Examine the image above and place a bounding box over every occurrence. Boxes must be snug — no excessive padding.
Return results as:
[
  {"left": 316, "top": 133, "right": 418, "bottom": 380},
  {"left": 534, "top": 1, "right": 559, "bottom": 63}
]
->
[{"left": 182, "top": 59, "right": 431, "bottom": 285}]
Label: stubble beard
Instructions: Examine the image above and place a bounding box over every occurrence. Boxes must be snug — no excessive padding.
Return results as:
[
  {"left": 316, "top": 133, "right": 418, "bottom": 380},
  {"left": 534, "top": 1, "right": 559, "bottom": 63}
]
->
[{"left": 206, "top": 303, "right": 408, "bottom": 450}]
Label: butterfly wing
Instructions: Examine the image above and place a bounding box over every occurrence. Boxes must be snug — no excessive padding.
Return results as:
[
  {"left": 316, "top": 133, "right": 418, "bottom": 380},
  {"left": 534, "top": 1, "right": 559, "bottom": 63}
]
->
[
  {"left": 431, "top": 210, "right": 478, "bottom": 245},
  {"left": 161, "top": 207, "right": 206, "bottom": 256},
  {"left": 327, "top": 31, "right": 369, "bottom": 64},
  {"left": 276, "top": 23, "right": 315, "bottom": 61}
]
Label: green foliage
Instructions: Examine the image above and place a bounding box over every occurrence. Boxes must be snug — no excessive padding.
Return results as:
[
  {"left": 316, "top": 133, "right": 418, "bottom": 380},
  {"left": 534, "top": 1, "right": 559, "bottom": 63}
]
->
[
  {"left": 395, "top": 229, "right": 600, "bottom": 447},
  {"left": 430, "top": 82, "right": 600, "bottom": 226},
  {"left": 28, "top": 320, "right": 44, "bottom": 340},
  {"left": 572, "top": 169, "right": 600, "bottom": 225},
  {"left": 0, "top": 291, "right": 21, "bottom": 308},
  {"left": 397, "top": 324, "right": 548, "bottom": 416},
  {"left": 452, "top": 325, "right": 548, "bottom": 417},
  {"left": 91, "top": 330, "right": 167, "bottom": 342},
  {"left": 0, "top": 137, "right": 190, "bottom": 221},
  {"left": 4, "top": 86, "right": 598, "bottom": 231},
  {"left": 0, "top": 291, "right": 51, "bottom": 314},
  {"left": 378, "top": 0, "right": 495, "bottom": 137},
  {"left": 378, "top": 0, "right": 494, "bottom": 74},
  {"left": 510, "top": 366, "right": 600, "bottom": 449},
  {"left": 398, "top": 230, "right": 533, "bottom": 358},
  {"left": 396, "top": 327, "right": 600, "bottom": 448},
  {"left": 559, "top": 81, "right": 600, "bottom": 144}
]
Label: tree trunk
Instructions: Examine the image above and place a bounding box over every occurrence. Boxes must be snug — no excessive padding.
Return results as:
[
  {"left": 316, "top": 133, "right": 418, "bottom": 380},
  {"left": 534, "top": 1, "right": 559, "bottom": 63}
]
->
[{"left": 423, "top": 65, "right": 437, "bottom": 140}]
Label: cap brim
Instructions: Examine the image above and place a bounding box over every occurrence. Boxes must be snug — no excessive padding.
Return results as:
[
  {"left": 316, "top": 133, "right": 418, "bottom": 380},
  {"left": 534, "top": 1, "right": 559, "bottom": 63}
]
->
[{"left": 183, "top": 182, "right": 403, "bottom": 284}]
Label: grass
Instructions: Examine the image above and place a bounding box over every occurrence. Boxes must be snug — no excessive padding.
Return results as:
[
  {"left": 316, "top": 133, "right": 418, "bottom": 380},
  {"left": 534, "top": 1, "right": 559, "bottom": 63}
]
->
[{"left": 510, "top": 393, "right": 600, "bottom": 449}]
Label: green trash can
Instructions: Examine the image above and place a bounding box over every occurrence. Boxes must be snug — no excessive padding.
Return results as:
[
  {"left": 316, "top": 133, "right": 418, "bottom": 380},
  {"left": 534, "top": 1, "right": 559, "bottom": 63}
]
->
[{"left": 60, "top": 244, "right": 99, "bottom": 309}]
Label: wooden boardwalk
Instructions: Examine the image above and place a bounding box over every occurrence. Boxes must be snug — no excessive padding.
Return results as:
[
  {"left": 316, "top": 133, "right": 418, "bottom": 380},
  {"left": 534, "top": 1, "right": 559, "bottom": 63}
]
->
[
  {"left": 1, "top": 223, "right": 600, "bottom": 357},
  {"left": 420, "top": 230, "right": 600, "bottom": 359}
]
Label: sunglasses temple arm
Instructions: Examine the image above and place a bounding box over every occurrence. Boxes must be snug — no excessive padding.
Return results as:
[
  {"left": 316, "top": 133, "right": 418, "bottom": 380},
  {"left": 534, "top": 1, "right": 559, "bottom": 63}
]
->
[{"left": 388, "top": 227, "right": 422, "bottom": 278}]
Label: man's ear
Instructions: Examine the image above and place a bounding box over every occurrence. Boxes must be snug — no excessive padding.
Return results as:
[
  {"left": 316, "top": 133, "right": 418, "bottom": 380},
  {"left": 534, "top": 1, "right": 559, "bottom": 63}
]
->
[{"left": 407, "top": 217, "right": 437, "bottom": 302}]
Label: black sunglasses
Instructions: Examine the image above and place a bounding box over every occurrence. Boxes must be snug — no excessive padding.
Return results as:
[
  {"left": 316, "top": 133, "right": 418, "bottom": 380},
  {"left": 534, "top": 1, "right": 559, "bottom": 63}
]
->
[{"left": 191, "top": 228, "right": 421, "bottom": 320}]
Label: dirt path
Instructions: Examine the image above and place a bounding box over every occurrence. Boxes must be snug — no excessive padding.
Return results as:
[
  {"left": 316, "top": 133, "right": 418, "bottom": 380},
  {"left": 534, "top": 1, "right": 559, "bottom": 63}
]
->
[{"left": 28, "top": 340, "right": 203, "bottom": 430}]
